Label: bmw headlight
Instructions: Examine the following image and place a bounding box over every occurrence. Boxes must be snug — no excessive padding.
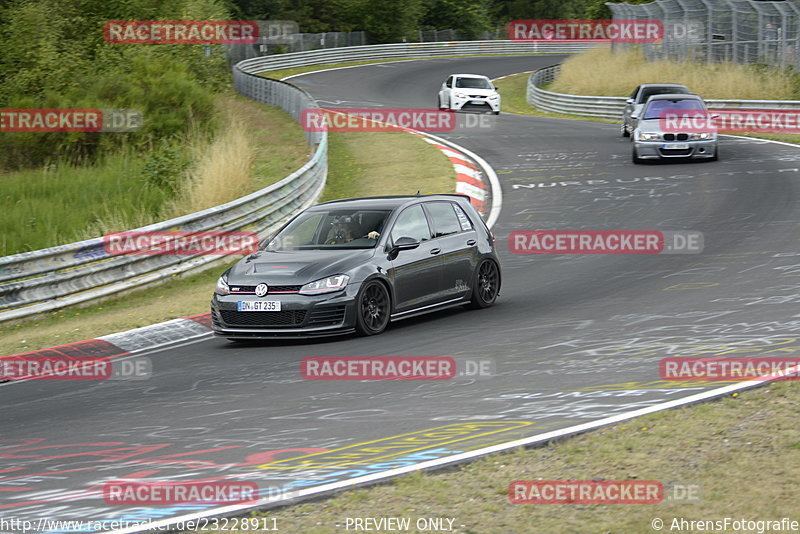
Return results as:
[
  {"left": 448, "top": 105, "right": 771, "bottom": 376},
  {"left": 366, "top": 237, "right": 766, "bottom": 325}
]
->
[
  {"left": 637, "top": 132, "right": 661, "bottom": 141},
  {"left": 299, "top": 274, "right": 350, "bottom": 295},
  {"left": 215, "top": 275, "right": 230, "bottom": 295},
  {"left": 689, "top": 132, "right": 715, "bottom": 140}
]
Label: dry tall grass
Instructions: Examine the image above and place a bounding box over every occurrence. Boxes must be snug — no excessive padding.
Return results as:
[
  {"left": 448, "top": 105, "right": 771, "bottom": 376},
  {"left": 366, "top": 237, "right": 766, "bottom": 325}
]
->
[
  {"left": 167, "top": 99, "right": 256, "bottom": 215},
  {"left": 550, "top": 47, "right": 796, "bottom": 99}
]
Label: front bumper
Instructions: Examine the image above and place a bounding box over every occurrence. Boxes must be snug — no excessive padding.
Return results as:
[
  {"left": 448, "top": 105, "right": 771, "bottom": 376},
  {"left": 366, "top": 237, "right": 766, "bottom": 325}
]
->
[
  {"left": 633, "top": 139, "right": 717, "bottom": 160},
  {"left": 211, "top": 283, "right": 361, "bottom": 338},
  {"left": 451, "top": 96, "right": 500, "bottom": 112}
]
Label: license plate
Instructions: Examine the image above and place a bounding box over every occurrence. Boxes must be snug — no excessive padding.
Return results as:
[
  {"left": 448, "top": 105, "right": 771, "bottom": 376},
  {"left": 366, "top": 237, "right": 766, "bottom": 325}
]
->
[
  {"left": 237, "top": 300, "right": 281, "bottom": 312},
  {"left": 664, "top": 143, "right": 689, "bottom": 149},
  {"left": 470, "top": 100, "right": 483, "bottom": 104}
]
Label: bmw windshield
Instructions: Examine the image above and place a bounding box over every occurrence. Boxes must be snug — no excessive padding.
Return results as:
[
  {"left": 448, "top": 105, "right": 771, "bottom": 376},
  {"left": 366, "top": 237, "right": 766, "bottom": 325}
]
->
[
  {"left": 264, "top": 209, "right": 392, "bottom": 250},
  {"left": 643, "top": 98, "right": 706, "bottom": 120}
]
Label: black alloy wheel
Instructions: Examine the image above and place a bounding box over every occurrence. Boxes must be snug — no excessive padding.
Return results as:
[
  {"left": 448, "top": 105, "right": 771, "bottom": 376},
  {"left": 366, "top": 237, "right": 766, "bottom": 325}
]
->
[{"left": 355, "top": 281, "right": 390, "bottom": 335}]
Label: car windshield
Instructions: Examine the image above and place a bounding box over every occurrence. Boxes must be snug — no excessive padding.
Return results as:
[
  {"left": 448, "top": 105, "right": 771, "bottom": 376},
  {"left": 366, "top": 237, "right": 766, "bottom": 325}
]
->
[
  {"left": 264, "top": 209, "right": 392, "bottom": 250},
  {"left": 639, "top": 86, "right": 689, "bottom": 103},
  {"left": 455, "top": 77, "right": 492, "bottom": 89},
  {"left": 643, "top": 99, "right": 706, "bottom": 120}
]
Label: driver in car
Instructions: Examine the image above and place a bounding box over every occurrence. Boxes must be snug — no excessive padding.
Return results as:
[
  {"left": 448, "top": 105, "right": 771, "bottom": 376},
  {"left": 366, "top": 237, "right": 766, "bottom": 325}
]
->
[
  {"left": 325, "top": 215, "right": 383, "bottom": 245},
  {"left": 325, "top": 216, "right": 355, "bottom": 244}
]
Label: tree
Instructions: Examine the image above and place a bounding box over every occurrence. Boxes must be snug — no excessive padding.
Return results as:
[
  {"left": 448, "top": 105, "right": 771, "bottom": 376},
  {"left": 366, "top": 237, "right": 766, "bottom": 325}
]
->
[
  {"left": 421, "top": 0, "right": 492, "bottom": 40},
  {"left": 349, "top": 0, "right": 423, "bottom": 42}
]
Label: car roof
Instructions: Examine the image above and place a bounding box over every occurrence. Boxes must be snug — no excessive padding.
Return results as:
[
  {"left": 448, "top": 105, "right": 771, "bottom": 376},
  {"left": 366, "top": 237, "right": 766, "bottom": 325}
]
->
[
  {"left": 639, "top": 83, "right": 689, "bottom": 89},
  {"left": 450, "top": 74, "right": 490, "bottom": 79},
  {"left": 646, "top": 93, "right": 703, "bottom": 101},
  {"left": 313, "top": 194, "right": 472, "bottom": 211}
]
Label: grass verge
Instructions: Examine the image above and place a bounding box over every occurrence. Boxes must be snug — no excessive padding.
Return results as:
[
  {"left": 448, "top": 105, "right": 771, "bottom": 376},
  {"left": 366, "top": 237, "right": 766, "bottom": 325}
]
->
[
  {"left": 251, "top": 381, "right": 800, "bottom": 533},
  {"left": 551, "top": 47, "right": 799, "bottom": 99},
  {"left": 1, "top": 129, "right": 453, "bottom": 355},
  {"left": 321, "top": 132, "right": 454, "bottom": 201},
  {"left": 0, "top": 94, "right": 308, "bottom": 256},
  {"left": 0, "top": 148, "right": 172, "bottom": 256},
  {"left": 165, "top": 95, "right": 309, "bottom": 216}
]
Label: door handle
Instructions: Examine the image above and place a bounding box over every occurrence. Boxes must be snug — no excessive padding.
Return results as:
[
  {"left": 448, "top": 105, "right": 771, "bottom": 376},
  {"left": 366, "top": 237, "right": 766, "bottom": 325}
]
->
[
  {"left": 430, "top": 248, "right": 441, "bottom": 255},
  {"left": 467, "top": 239, "right": 476, "bottom": 246}
]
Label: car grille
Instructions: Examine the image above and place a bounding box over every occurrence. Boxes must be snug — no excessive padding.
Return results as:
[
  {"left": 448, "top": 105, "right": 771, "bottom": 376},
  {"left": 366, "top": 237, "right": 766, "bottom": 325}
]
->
[
  {"left": 461, "top": 102, "right": 490, "bottom": 110},
  {"left": 220, "top": 310, "right": 307, "bottom": 327},
  {"left": 660, "top": 148, "right": 692, "bottom": 156},
  {"left": 308, "top": 306, "right": 347, "bottom": 327},
  {"left": 468, "top": 95, "right": 485, "bottom": 99},
  {"left": 663, "top": 133, "right": 689, "bottom": 141},
  {"left": 229, "top": 285, "right": 302, "bottom": 294}
]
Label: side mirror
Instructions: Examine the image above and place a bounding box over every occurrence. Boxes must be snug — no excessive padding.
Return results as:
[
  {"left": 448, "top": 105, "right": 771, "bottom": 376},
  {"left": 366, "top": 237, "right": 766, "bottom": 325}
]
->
[
  {"left": 626, "top": 98, "right": 634, "bottom": 104},
  {"left": 493, "top": 85, "right": 498, "bottom": 91},
  {"left": 387, "top": 236, "right": 420, "bottom": 259},
  {"left": 393, "top": 237, "right": 420, "bottom": 251},
  {"left": 630, "top": 114, "right": 639, "bottom": 120}
]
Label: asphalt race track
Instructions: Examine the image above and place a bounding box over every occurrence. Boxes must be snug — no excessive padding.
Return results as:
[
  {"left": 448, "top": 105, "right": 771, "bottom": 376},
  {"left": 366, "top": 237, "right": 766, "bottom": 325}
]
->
[{"left": 2, "top": 55, "right": 800, "bottom": 530}]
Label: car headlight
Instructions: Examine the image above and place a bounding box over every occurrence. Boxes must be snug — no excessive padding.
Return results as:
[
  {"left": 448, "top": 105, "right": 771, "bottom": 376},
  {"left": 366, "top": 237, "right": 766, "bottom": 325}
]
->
[
  {"left": 689, "top": 132, "right": 715, "bottom": 140},
  {"left": 488, "top": 94, "right": 499, "bottom": 100},
  {"left": 454, "top": 92, "right": 466, "bottom": 99},
  {"left": 299, "top": 274, "right": 350, "bottom": 295},
  {"left": 215, "top": 275, "right": 230, "bottom": 295},
  {"left": 637, "top": 132, "right": 661, "bottom": 141}
]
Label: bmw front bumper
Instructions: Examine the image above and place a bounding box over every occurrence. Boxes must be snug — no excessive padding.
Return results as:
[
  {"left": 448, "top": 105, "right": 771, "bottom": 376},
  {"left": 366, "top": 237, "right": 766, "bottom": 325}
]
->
[
  {"left": 211, "top": 283, "right": 361, "bottom": 339},
  {"left": 633, "top": 139, "right": 717, "bottom": 160}
]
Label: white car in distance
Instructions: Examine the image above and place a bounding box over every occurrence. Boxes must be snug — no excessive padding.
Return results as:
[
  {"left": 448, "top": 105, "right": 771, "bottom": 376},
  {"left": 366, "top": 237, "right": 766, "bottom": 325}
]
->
[{"left": 438, "top": 74, "right": 500, "bottom": 115}]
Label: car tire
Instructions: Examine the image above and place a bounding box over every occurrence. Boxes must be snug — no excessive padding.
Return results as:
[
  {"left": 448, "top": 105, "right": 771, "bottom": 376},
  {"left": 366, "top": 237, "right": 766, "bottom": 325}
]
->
[
  {"left": 709, "top": 147, "right": 718, "bottom": 162},
  {"left": 493, "top": 110, "right": 500, "bottom": 115},
  {"left": 355, "top": 280, "right": 391, "bottom": 336},
  {"left": 632, "top": 148, "right": 643, "bottom": 164},
  {"left": 621, "top": 122, "right": 630, "bottom": 137},
  {"left": 467, "top": 259, "right": 500, "bottom": 309}
]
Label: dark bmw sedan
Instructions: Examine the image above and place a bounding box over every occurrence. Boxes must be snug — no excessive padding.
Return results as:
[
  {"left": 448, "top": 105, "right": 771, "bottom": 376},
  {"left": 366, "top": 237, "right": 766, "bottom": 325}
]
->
[{"left": 211, "top": 194, "right": 501, "bottom": 338}]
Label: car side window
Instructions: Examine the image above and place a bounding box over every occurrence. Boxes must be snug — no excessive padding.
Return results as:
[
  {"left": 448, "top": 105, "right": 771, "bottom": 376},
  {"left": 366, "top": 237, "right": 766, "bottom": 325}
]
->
[
  {"left": 446, "top": 76, "right": 453, "bottom": 88},
  {"left": 426, "top": 202, "right": 462, "bottom": 238},
  {"left": 390, "top": 205, "right": 431, "bottom": 243},
  {"left": 631, "top": 87, "right": 640, "bottom": 101},
  {"left": 452, "top": 204, "right": 474, "bottom": 231}
]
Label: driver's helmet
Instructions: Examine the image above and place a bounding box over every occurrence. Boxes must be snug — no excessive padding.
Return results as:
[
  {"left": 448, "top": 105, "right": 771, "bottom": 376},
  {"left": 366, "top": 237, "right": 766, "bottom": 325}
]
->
[{"left": 328, "top": 215, "right": 356, "bottom": 244}]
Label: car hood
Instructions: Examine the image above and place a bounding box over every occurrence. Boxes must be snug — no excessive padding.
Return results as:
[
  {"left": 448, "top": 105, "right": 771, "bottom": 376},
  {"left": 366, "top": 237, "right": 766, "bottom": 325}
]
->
[
  {"left": 227, "top": 248, "right": 376, "bottom": 285},
  {"left": 636, "top": 118, "right": 667, "bottom": 134}
]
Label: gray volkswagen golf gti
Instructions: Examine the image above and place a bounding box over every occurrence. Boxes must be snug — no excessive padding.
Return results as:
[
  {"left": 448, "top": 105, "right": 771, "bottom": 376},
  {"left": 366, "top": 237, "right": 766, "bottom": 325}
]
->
[{"left": 211, "top": 194, "right": 501, "bottom": 339}]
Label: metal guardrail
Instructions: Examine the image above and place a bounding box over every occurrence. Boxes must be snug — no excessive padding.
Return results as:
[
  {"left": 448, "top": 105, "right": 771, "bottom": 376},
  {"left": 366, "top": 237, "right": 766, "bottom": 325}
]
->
[
  {"left": 527, "top": 65, "right": 625, "bottom": 119},
  {"left": 0, "top": 40, "right": 595, "bottom": 324},
  {"left": 528, "top": 63, "right": 800, "bottom": 120},
  {"left": 236, "top": 40, "right": 603, "bottom": 73},
  {"left": 0, "top": 73, "right": 327, "bottom": 324}
]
